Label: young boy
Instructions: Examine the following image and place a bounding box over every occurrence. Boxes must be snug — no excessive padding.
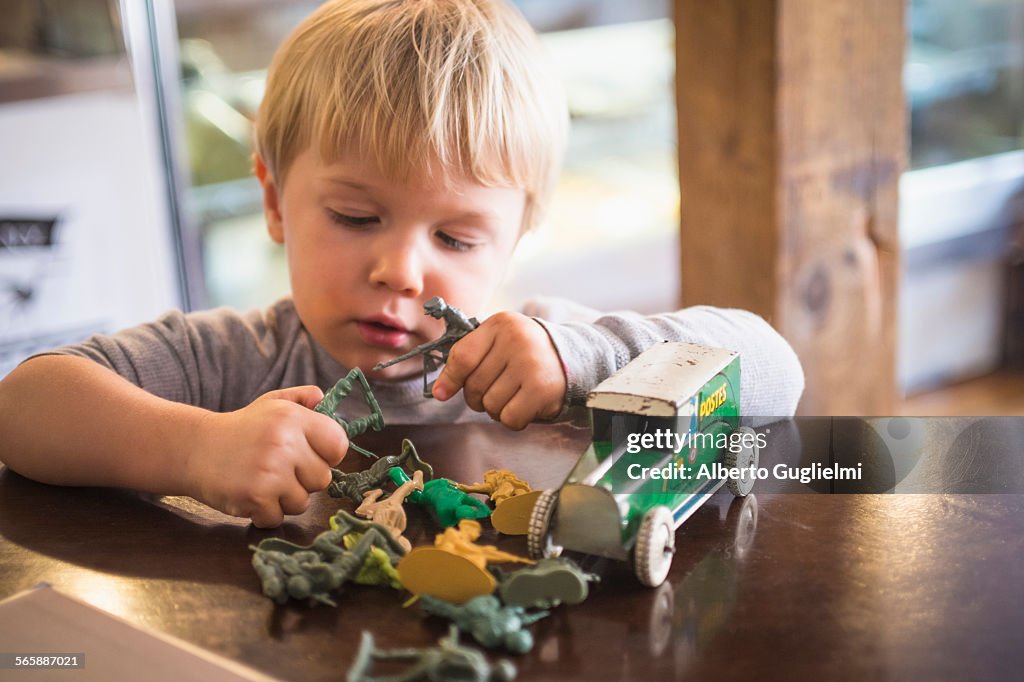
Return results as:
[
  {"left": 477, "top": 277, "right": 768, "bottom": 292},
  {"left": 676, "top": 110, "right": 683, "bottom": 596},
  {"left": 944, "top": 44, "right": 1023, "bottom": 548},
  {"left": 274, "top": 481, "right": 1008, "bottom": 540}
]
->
[{"left": 0, "top": 0, "right": 803, "bottom": 528}]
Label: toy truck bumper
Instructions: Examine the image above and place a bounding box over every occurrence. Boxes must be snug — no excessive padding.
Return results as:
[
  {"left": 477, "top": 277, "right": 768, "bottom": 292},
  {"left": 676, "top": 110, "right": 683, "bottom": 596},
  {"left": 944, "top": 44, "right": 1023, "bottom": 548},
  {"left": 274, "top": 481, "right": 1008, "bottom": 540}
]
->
[{"left": 551, "top": 484, "right": 630, "bottom": 561}]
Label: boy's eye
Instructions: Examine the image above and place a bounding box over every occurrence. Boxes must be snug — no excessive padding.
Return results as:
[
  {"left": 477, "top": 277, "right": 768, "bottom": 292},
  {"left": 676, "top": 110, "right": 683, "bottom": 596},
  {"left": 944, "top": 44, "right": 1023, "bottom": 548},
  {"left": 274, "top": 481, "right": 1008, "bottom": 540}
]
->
[
  {"left": 328, "top": 210, "right": 379, "bottom": 227},
  {"left": 436, "top": 231, "right": 475, "bottom": 252}
]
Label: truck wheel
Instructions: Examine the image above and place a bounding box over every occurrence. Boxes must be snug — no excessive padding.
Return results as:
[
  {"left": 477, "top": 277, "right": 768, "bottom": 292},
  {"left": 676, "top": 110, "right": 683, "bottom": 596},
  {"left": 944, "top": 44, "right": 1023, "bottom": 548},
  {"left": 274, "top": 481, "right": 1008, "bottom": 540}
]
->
[
  {"left": 727, "top": 493, "right": 759, "bottom": 558},
  {"left": 725, "top": 426, "right": 759, "bottom": 497},
  {"left": 527, "top": 489, "right": 562, "bottom": 559},
  {"left": 634, "top": 506, "right": 675, "bottom": 587}
]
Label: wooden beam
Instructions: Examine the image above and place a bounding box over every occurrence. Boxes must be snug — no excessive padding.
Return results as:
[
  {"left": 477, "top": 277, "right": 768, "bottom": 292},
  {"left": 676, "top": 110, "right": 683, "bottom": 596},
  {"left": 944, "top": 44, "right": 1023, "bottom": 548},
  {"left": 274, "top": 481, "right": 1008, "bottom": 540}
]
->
[{"left": 675, "top": 0, "right": 905, "bottom": 414}]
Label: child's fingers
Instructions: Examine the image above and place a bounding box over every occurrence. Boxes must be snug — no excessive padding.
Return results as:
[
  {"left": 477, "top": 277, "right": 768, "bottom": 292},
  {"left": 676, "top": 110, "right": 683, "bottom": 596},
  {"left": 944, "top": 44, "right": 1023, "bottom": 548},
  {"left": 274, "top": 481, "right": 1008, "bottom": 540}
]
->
[
  {"left": 498, "top": 389, "right": 535, "bottom": 431},
  {"left": 279, "top": 484, "right": 312, "bottom": 516},
  {"left": 433, "top": 329, "right": 495, "bottom": 400},
  {"left": 462, "top": 352, "right": 508, "bottom": 412},
  {"left": 262, "top": 385, "right": 326, "bottom": 410},
  {"left": 480, "top": 372, "right": 521, "bottom": 422},
  {"left": 295, "top": 455, "right": 333, "bottom": 493},
  {"left": 250, "top": 502, "right": 285, "bottom": 529},
  {"left": 303, "top": 412, "right": 349, "bottom": 467}
]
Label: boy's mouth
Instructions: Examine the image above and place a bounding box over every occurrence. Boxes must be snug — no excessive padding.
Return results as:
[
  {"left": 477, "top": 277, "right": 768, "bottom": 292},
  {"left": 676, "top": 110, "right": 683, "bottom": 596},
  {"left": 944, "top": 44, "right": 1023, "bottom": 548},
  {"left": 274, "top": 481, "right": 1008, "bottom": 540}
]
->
[{"left": 356, "top": 317, "right": 411, "bottom": 349}]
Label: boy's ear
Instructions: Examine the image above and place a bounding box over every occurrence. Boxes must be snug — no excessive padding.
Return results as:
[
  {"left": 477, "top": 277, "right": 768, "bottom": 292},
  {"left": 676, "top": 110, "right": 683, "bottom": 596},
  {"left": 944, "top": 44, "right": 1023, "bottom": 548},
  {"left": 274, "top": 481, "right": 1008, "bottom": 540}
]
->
[{"left": 254, "top": 154, "right": 284, "bottom": 244}]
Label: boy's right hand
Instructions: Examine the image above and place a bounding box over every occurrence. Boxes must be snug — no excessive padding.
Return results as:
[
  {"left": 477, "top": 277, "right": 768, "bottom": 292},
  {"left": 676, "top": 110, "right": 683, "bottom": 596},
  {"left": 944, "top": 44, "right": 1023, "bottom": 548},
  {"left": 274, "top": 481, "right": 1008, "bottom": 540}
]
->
[{"left": 185, "top": 386, "right": 347, "bottom": 528}]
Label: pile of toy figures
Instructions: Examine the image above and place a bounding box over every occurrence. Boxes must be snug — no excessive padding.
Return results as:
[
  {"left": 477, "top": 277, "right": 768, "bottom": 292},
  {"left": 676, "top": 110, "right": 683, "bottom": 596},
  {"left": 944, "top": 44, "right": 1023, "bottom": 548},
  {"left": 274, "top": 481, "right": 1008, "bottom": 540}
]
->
[{"left": 250, "top": 372, "right": 597, "bottom": 682}]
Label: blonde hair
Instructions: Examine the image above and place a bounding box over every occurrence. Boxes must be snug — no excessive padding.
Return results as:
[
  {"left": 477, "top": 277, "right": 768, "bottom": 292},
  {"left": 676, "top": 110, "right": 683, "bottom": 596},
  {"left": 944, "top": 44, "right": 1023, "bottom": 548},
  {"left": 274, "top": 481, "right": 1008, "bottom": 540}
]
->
[{"left": 254, "top": 0, "right": 568, "bottom": 231}]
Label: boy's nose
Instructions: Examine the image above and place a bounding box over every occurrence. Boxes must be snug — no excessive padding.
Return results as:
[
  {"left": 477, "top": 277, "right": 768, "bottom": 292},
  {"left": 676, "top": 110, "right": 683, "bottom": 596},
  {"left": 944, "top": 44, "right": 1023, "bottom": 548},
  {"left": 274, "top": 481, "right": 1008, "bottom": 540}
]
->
[{"left": 369, "top": 242, "right": 424, "bottom": 296}]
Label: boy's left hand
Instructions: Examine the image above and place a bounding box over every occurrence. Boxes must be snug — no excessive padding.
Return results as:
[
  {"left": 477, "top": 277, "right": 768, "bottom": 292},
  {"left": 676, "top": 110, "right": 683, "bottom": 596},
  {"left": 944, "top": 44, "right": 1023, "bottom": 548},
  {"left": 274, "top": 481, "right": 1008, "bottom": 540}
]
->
[{"left": 431, "top": 312, "right": 567, "bottom": 430}]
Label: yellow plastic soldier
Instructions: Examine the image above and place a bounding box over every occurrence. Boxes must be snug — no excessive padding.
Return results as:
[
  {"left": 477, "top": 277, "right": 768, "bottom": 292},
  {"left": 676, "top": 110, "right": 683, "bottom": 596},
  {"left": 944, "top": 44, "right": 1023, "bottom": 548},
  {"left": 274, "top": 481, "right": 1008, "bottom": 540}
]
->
[
  {"left": 456, "top": 469, "right": 531, "bottom": 506},
  {"left": 457, "top": 469, "right": 542, "bottom": 535},
  {"left": 434, "top": 520, "right": 534, "bottom": 571},
  {"left": 397, "top": 520, "right": 533, "bottom": 604}
]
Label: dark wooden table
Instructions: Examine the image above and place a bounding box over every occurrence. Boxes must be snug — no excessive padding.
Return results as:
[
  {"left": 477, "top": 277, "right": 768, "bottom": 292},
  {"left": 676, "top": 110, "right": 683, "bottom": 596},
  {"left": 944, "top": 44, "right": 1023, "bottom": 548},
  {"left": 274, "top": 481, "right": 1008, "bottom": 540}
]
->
[{"left": 2, "top": 419, "right": 1023, "bottom": 680}]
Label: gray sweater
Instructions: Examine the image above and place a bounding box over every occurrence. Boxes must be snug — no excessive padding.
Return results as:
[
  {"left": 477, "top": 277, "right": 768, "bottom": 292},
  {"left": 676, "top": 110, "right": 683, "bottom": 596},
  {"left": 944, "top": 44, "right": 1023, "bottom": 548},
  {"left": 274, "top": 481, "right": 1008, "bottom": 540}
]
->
[{"left": 43, "top": 297, "right": 804, "bottom": 423}]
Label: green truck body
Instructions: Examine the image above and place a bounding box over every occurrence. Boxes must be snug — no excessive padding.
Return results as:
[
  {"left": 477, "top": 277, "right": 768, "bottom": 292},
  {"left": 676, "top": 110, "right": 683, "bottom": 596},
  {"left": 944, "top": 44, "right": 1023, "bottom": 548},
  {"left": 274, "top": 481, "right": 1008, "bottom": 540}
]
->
[{"left": 530, "top": 342, "right": 754, "bottom": 582}]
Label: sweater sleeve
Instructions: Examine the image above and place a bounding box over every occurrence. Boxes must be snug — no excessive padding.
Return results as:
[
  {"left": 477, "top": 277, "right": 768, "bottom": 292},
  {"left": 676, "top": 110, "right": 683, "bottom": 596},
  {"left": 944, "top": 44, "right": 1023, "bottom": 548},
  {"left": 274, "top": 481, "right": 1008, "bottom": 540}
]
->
[
  {"left": 526, "top": 299, "right": 804, "bottom": 417},
  {"left": 32, "top": 300, "right": 312, "bottom": 412}
]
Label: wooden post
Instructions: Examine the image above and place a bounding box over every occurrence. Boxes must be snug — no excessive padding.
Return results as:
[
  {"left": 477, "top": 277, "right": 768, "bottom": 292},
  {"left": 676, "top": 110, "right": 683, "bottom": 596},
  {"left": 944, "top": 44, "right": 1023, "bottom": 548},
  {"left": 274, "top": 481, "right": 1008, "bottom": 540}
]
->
[{"left": 675, "top": 0, "right": 905, "bottom": 415}]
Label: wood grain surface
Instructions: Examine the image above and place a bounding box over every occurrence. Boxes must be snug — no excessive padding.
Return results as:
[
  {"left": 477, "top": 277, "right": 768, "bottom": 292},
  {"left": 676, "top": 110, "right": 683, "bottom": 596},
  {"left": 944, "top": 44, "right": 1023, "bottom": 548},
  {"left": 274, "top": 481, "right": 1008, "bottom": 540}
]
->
[{"left": 675, "top": 1, "right": 905, "bottom": 415}]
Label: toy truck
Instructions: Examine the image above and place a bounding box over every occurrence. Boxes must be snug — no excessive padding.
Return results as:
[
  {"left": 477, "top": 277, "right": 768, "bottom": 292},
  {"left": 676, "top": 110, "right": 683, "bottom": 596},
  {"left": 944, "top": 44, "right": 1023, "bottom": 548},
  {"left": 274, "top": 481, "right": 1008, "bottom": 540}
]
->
[{"left": 527, "top": 341, "right": 759, "bottom": 587}]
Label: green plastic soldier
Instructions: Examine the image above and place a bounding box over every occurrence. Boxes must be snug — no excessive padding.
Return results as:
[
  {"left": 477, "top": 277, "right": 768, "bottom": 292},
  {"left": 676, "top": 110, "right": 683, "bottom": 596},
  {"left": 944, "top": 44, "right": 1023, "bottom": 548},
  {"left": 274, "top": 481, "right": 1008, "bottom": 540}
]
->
[{"left": 389, "top": 468, "right": 490, "bottom": 528}]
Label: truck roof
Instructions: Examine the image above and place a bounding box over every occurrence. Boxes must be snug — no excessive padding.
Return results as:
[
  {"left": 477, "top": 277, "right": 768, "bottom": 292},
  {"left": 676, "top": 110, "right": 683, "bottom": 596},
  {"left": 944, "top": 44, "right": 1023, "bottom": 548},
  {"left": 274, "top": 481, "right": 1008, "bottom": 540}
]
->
[{"left": 586, "top": 341, "right": 738, "bottom": 416}]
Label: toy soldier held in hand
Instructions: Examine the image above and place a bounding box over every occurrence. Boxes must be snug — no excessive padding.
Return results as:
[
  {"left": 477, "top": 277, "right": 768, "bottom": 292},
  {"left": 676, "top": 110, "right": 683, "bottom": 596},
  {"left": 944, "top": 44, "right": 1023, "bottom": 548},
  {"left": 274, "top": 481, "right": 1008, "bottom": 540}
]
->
[{"left": 374, "top": 296, "right": 480, "bottom": 398}]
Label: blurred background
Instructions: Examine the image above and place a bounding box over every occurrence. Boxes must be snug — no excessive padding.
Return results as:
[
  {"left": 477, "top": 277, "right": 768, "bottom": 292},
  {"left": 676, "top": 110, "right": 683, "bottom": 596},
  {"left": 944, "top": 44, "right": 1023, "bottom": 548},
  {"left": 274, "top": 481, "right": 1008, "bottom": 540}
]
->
[{"left": 0, "top": 0, "right": 1021, "bottom": 415}]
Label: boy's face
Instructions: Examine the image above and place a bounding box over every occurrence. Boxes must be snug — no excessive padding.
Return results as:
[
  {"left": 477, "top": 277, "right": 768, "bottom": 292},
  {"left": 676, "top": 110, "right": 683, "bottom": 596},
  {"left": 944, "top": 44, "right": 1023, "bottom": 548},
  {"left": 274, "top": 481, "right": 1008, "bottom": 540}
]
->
[{"left": 256, "top": 146, "right": 524, "bottom": 379}]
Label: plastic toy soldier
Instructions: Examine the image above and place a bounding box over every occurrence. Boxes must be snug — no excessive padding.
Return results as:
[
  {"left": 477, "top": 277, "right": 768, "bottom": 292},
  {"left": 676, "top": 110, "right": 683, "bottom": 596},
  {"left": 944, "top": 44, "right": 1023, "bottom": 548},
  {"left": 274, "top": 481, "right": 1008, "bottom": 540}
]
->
[
  {"left": 347, "top": 626, "right": 516, "bottom": 682},
  {"left": 389, "top": 468, "right": 491, "bottom": 527},
  {"left": 355, "top": 469, "right": 425, "bottom": 553},
  {"left": 374, "top": 296, "right": 480, "bottom": 397},
  {"left": 419, "top": 594, "right": 548, "bottom": 654},
  {"left": 251, "top": 511, "right": 405, "bottom": 605},
  {"left": 328, "top": 439, "right": 433, "bottom": 502},
  {"left": 434, "top": 520, "right": 533, "bottom": 571},
  {"left": 457, "top": 469, "right": 532, "bottom": 506}
]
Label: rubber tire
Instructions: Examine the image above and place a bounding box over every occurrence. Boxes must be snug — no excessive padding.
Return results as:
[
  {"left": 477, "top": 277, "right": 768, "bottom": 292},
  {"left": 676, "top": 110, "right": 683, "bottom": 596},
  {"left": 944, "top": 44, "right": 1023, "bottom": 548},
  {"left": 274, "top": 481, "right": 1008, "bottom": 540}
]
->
[
  {"left": 634, "top": 506, "right": 675, "bottom": 588},
  {"left": 725, "top": 426, "right": 759, "bottom": 497},
  {"left": 527, "top": 489, "right": 561, "bottom": 559},
  {"left": 727, "top": 493, "right": 759, "bottom": 559}
]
